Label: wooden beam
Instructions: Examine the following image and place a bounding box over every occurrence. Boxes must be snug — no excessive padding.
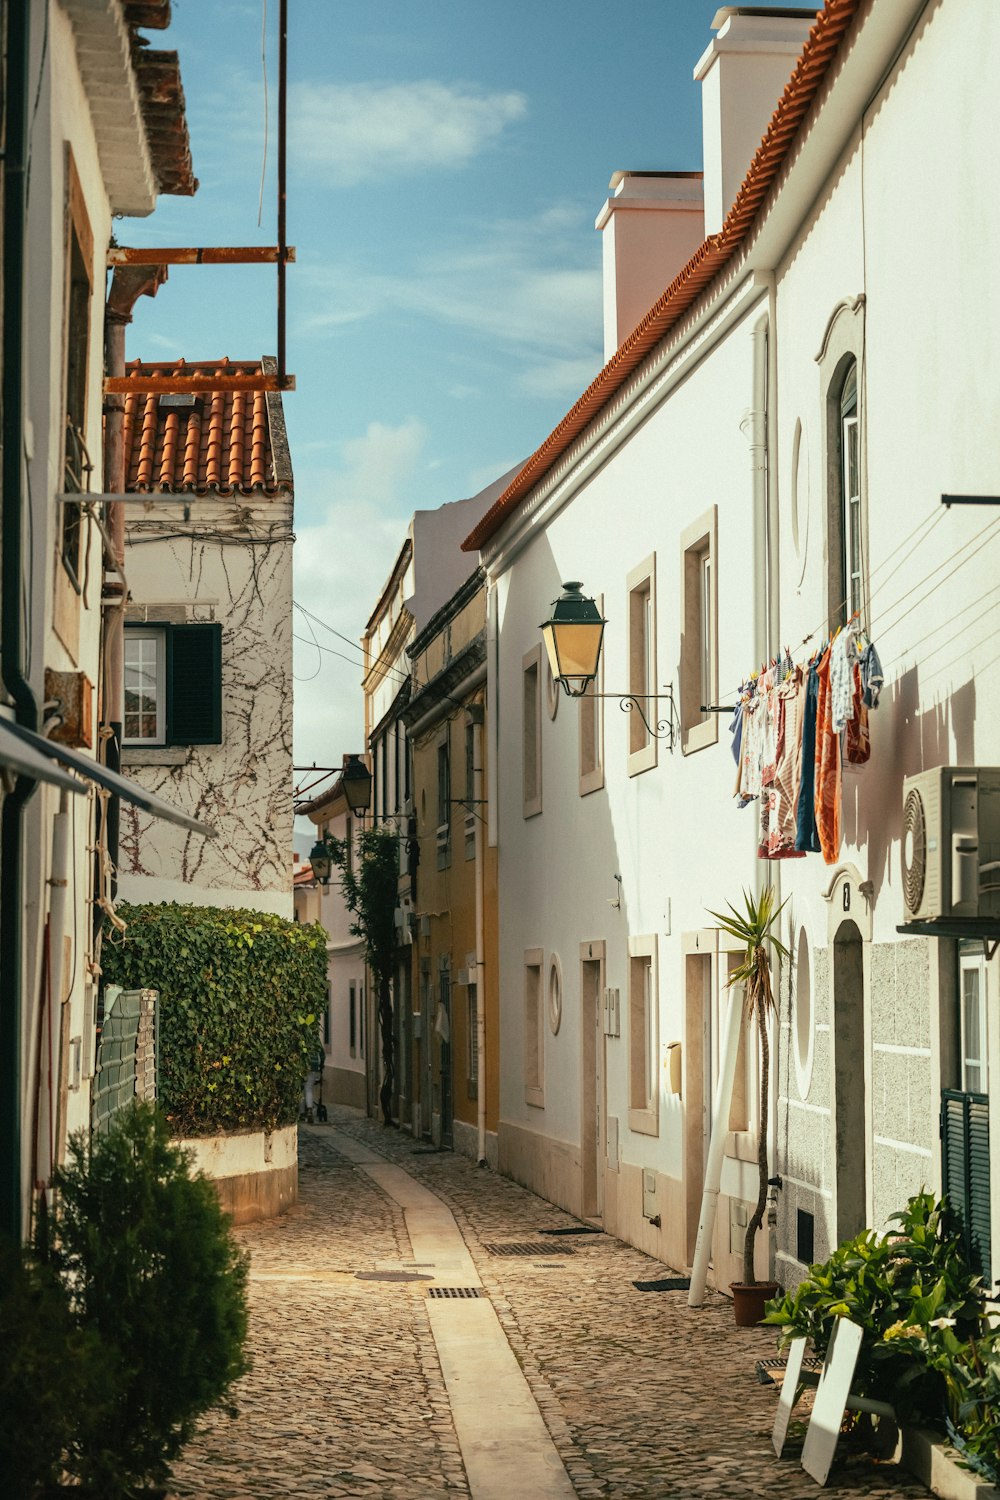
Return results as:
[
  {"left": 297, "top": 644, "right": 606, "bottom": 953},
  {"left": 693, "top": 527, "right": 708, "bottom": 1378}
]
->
[
  {"left": 103, "top": 373, "right": 296, "bottom": 394},
  {"left": 107, "top": 246, "right": 296, "bottom": 266}
]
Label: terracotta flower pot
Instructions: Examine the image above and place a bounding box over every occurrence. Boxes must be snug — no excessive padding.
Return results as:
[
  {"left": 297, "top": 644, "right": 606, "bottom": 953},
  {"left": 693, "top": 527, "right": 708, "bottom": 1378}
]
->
[{"left": 730, "top": 1280, "right": 780, "bottom": 1326}]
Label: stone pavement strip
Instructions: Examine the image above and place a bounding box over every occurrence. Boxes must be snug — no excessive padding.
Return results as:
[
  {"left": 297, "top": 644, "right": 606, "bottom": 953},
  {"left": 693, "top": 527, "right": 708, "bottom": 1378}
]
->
[{"left": 168, "top": 1108, "right": 931, "bottom": 1500}]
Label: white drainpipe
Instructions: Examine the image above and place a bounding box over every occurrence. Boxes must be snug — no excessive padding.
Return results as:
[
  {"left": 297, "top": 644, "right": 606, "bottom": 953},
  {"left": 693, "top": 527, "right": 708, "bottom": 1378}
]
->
[
  {"left": 472, "top": 705, "right": 487, "bottom": 1165},
  {"left": 689, "top": 303, "right": 777, "bottom": 1306}
]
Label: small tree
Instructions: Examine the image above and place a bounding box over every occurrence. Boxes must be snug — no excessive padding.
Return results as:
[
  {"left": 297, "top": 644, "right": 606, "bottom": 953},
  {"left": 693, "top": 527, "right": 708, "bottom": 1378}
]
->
[
  {"left": 330, "top": 824, "right": 400, "bottom": 1126},
  {"left": 709, "top": 886, "right": 788, "bottom": 1286}
]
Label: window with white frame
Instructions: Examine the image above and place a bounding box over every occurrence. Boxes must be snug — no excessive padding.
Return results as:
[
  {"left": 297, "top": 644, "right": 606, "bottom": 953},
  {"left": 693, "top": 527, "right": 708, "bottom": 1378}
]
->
[
  {"left": 467, "top": 983, "right": 479, "bottom": 1099},
  {"left": 959, "top": 944, "right": 989, "bottom": 1095},
  {"left": 522, "top": 645, "right": 542, "bottom": 817},
  {"left": 628, "top": 935, "right": 658, "bottom": 1135},
  {"left": 818, "top": 298, "right": 866, "bottom": 633},
  {"left": 839, "top": 362, "right": 863, "bottom": 623},
  {"left": 626, "top": 555, "right": 657, "bottom": 775},
  {"left": 680, "top": 509, "right": 718, "bottom": 755},
  {"left": 123, "top": 621, "right": 223, "bottom": 749},
  {"left": 524, "top": 947, "right": 544, "bottom": 1106}
]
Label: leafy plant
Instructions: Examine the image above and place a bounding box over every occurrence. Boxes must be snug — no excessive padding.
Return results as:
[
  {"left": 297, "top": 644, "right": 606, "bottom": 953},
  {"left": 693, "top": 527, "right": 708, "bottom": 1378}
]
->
[
  {"left": 763, "top": 1191, "right": 991, "bottom": 1431},
  {"left": 328, "top": 824, "right": 400, "bottom": 1126},
  {"left": 40, "top": 1103, "right": 249, "bottom": 1496},
  {"left": 708, "top": 886, "right": 788, "bottom": 1285},
  {"left": 101, "top": 903, "right": 327, "bottom": 1135}
]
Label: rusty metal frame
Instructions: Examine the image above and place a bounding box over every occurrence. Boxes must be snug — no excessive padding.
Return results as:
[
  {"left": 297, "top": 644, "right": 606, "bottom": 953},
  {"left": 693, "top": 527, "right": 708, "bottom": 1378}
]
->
[{"left": 104, "top": 0, "right": 292, "bottom": 398}]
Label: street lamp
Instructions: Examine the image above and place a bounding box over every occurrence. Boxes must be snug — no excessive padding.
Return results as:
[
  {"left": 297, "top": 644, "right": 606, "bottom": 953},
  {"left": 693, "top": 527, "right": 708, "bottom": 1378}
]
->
[
  {"left": 308, "top": 833, "right": 337, "bottom": 886},
  {"left": 539, "top": 579, "right": 676, "bottom": 746},
  {"left": 341, "top": 753, "right": 372, "bottom": 818},
  {"left": 539, "top": 582, "right": 607, "bottom": 698}
]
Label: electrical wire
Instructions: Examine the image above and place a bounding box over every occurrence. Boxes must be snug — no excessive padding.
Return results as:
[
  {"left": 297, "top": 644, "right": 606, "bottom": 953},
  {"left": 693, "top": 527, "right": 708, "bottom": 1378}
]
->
[{"left": 257, "top": 0, "right": 269, "bottom": 228}]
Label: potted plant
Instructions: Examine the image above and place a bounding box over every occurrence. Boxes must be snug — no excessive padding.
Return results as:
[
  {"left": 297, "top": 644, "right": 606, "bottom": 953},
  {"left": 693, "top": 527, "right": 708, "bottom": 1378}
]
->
[{"left": 709, "top": 886, "right": 788, "bottom": 1325}]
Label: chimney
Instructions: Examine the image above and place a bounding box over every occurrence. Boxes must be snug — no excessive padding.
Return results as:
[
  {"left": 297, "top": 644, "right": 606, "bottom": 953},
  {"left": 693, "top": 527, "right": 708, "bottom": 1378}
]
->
[
  {"left": 596, "top": 172, "right": 705, "bottom": 361},
  {"left": 695, "top": 7, "right": 817, "bottom": 235}
]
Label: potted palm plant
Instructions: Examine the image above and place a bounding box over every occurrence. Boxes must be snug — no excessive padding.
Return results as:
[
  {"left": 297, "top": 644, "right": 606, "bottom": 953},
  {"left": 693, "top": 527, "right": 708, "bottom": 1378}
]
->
[{"left": 709, "top": 886, "right": 788, "bottom": 1325}]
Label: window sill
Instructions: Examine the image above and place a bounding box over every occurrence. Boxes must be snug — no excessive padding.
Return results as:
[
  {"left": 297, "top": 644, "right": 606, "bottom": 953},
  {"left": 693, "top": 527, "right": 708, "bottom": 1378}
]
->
[
  {"left": 629, "top": 1105, "right": 659, "bottom": 1137},
  {"left": 627, "top": 743, "right": 657, "bottom": 778},
  {"left": 725, "top": 1128, "right": 756, "bottom": 1162},
  {"left": 681, "top": 718, "right": 719, "bottom": 756},
  {"left": 122, "top": 746, "right": 188, "bottom": 767},
  {"left": 525, "top": 1085, "right": 545, "bottom": 1109}
]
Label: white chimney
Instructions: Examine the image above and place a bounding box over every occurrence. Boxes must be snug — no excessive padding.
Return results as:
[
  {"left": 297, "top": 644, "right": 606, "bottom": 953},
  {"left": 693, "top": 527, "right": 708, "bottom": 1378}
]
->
[
  {"left": 695, "top": 7, "right": 817, "bottom": 235},
  {"left": 596, "top": 172, "right": 705, "bottom": 361}
]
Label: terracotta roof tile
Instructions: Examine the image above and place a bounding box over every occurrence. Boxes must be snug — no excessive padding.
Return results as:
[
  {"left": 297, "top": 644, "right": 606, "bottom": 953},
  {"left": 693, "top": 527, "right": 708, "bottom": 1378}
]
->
[
  {"left": 462, "top": 0, "right": 859, "bottom": 553},
  {"left": 122, "top": 358, "right": 293, "bottom": 496}
]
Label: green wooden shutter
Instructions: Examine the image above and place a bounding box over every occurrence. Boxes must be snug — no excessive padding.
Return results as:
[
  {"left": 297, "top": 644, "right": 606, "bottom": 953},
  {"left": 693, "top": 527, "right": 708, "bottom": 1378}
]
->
[
  {"left": 941, "top": 1089, "right": 992, "bottom": 1280},
  {"left": 167, "top": 622, "right": 222, "bottom": 745}
]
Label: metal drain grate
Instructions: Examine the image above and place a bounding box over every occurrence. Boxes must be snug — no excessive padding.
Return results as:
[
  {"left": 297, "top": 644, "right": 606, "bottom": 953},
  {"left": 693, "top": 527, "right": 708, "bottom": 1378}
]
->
[
  {"left": 755, "top": 1355, "right": 823, "bottom": 1386},
  {"left": 633, "top": 1276, "right": 690, "bottom": 1292},
  {"left": 427, "top": 1286, "right": 482, "bottom": 1299},
  {"left": 538, "top": 1226, "right": 603, "bottom": 1237},
  {"left": 483, "top": 1241, "right": 575, "bottom": 1257},
  {"left": 355, "top": 1270, "right": 434, "bottom": 1283}
]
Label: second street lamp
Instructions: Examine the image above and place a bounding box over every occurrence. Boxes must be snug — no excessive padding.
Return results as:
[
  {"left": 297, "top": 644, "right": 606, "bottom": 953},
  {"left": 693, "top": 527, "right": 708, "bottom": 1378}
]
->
[{"left": 539, "top": 581, "right": 607, "bottom": 698}]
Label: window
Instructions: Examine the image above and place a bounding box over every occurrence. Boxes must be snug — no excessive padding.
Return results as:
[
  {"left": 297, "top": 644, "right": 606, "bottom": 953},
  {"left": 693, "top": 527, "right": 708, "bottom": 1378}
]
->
[
  {"left": 522, "top": 645, "right": 542, "bottom": 817},
  {"left": 680, "top": 510, "right": 718, "bottom": 755},
  {"left": 628, "top": 935, "right": 658, "bottom": 1135},
  {"left": 959, "top": 945, "right": 989, "bottom": 1095},
  {"left": 464, "top": 721, "right": 476, "bottom": 860},
  {"left": 524, "top": 947, "right": 544, "bottom": 1106},
  {"left": 61, "top": 149, "right": 93, "bottom": 588},
  {"left": 579, "top": 593, "right": 604, "bottom": 796},
  {"left": 349, "top": 982, "right": 357, "bottom": 1055},
  {"left": 818, "top": 299, "right": 866, "bottom": 632},
  {"left": 467, "top": 983, "right": 479, "bottom": 1099},
  {"left": 123, "top": 623, "right": 222, "bottom": 748},
  {"left": 436, "top": 730, "right": 451, "bottom": 868},
  {"left": 626, "top": 555, "right": 657, "bottom": 775}
]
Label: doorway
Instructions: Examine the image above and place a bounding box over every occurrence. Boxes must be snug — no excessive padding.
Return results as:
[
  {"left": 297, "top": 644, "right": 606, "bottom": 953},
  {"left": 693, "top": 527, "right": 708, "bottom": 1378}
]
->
[
  {"left": 580, "top": 946, "right": 605, "bottom": 1220},
  {"left": 832, "top": 919, "right": 866, "bottom": 1242}
]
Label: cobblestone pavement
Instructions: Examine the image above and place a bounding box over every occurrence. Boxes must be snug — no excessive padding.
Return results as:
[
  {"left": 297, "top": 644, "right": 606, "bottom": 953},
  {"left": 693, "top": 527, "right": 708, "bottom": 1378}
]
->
[{"left": 169, "top": 1108, "right": 930, "bottom": 1500}]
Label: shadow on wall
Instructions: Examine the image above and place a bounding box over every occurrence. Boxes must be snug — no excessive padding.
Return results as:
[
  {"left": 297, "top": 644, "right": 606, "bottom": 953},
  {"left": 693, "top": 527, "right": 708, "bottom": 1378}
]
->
[{"left": 846, "top": 666, "right": 976, "bottom": 906}]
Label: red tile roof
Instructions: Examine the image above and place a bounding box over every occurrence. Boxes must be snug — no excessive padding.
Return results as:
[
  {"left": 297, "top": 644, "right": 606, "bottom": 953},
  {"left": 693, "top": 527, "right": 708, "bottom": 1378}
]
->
[
  {"left": 122, "top": 358, "right": 293, "bottom": 496},
  {"left": 462, "top": 0, "right": 858, "bottom": 554},
  {"left": 122, "top": 3, "right": 198, "bottom": 198}
]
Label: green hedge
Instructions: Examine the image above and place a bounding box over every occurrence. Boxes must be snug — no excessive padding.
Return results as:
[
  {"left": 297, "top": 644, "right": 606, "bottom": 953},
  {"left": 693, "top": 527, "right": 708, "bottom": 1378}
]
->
[{"left": 101, "top": 903, "right": 327, "bottom": 1136}]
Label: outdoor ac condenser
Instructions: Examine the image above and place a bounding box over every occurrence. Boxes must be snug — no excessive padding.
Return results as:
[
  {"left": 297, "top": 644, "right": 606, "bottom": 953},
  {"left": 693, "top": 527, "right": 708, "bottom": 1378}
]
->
[{"left": 901, "top": 766, "right": 1000, "bottom": 922}]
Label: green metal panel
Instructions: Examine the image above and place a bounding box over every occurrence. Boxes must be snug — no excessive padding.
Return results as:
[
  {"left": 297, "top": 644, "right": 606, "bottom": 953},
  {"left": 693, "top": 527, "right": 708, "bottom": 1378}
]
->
[
  {"left": 92, "top": 989, "right": 159, "bottom": 1134},
  {"left": 941, "top": 1088, "right": 991, "bottom": 1281}
]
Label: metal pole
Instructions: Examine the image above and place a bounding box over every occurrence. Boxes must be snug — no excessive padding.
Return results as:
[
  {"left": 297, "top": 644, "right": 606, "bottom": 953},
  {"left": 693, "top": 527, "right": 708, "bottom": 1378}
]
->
[{"left": 277, "top": 0, "right": 288, "bottom": 381}]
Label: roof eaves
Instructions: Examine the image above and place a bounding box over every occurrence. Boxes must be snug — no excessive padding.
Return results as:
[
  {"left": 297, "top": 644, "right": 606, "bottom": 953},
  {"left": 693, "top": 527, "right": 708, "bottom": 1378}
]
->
[{"left": 461, "top": 0, "right": 859, "bottom": 555}]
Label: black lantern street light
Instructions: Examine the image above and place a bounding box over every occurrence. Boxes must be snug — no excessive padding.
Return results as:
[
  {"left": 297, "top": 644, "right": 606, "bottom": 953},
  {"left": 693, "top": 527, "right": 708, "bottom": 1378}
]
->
[
  {"left": 540, "top": 579, "right": 676, "bottom": 745},
  {"left": 539, "top": 582, "right": 607, "bottom": 698},
  {"left": 341, "top": 753, "right": 372, "bottom": 818},
  {"left": 308, "top": 834, "right": 336, "bottom": 886}
]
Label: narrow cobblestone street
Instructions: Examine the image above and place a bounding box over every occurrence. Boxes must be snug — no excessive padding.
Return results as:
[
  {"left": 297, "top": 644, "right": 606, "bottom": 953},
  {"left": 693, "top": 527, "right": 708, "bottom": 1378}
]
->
[{"left": 168, "top": 1109, "right": 930, "bottom": 1500}]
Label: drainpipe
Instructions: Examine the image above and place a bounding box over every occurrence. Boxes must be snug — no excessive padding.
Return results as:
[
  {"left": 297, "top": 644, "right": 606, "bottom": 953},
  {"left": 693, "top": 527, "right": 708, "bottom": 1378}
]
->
[
  {"left": 469, "top": 703, "right": 487, "bottom": 1166},
  {"left": 0, "top": 0, "right": 37, "bottom": 1242},
  {"left": 689, "top": 300, "right": 777, "bottom": 1306},
  {"left": 102, "top": 266, "right": 166, "bottom": 896}
]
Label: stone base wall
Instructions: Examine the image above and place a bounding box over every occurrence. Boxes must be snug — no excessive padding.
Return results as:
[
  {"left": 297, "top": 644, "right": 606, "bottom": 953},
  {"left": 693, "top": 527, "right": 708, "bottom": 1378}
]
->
[
  {"left": 324, "top": 1066, "right": 366, "bottom": 1111},
  {"left": 180, "top": 1124, "right": 298, "bottom": 1225},
  {"left": 453, "top": 1117, "right": 498, "bottom": 1169}
]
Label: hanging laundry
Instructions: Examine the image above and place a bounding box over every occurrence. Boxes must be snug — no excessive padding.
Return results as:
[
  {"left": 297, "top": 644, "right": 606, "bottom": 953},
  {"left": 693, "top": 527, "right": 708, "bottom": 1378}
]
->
[
  {"left": 845, "top": 662, "right": 871, "bottom": 765},
  {"left": 830, "top": 621, "right": 859, "bottom": 734},
  {"left": 763, "top": 667, "right": 807, "bottom": 858},
  {"left": 814, "top": 646, "right": 842, "bottom": 864},
  {"left": 795, "top": 659, "right": 822, "bottom": 854},
  {"left": 860, "top": 638, "right": 884, "bottom": 707}
]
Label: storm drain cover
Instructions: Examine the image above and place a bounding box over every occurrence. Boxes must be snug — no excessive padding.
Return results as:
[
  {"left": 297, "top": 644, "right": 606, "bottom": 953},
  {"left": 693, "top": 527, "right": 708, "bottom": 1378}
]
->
[
  {"left": 355, "top": 1270, "right": 434, "bottom": 1283},
  {"left": 483, "top": 1241, "right": 575, "bottom": 1257},
  {"left": 632, "top": 1277, "right": 691, "bottom": 1292},
  {"left": 427, "top": 1286, "right": 482, "bottom": 1298},
  {"left": 756, "top": 1355, "right": 823, "bottom": 1386}
]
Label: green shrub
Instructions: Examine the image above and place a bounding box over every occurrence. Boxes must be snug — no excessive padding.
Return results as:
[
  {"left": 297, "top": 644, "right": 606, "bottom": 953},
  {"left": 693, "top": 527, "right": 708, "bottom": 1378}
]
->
[
  {"left": 39, "top": 1103, "right": 249, "bottom": 1496},
  {"left": 102, "top": 902, "right": 327, "bottom": 1135},
  {"left": 0, "top": 1236, "right": 112, "bottom": 1496},
  {"left": 763, "top": 1191, "right": 995, "bottom": 1447}
]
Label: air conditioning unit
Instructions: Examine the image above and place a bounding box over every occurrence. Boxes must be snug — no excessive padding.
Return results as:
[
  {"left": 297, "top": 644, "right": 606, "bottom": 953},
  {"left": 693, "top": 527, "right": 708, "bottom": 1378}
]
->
[{"left": 901, "top": 767, "right": 1000, "bottom": 922}]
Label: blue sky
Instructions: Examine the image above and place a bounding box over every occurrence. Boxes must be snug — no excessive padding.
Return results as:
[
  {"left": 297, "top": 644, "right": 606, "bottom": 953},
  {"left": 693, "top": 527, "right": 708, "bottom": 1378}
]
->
[{"left": 120, "top": 0, "right": 725, "bottom": 772}]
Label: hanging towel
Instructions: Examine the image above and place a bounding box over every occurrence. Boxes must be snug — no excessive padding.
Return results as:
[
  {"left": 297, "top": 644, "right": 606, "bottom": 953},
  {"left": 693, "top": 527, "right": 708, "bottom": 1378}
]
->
[
  {"left": 814, "top": 648, "right": 842, "bottom": 864},
  {"left": 795, "top": 661, "right": 822, "bottom": 853}
]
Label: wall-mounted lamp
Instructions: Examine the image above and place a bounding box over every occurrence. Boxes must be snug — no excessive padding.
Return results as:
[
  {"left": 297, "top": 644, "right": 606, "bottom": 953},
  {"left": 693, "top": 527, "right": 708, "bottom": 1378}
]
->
[
  {"left": 539, "top": 580, "right": 676, "bottom": 746},
  {"left": 308, "top": 833, "right": 337, "bottom": 886},
  {"left": 341, "top": 753, "right": 372, "bottom": 818}
]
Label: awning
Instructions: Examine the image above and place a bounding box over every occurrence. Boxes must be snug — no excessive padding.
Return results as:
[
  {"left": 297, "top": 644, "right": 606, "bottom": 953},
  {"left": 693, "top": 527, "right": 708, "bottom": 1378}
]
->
[
  {"left": 0, "top": 717, "right": 216, "bottom": 838},
  {"left": 0, "top": 716, "right": 86, "bottom": 794}
]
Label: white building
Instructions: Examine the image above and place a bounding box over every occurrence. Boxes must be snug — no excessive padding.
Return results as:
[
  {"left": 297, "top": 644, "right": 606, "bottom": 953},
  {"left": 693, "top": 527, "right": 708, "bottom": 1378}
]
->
[
  {"left": 465, "top": 0, "right": 999, "bottom": 1294},
  {"left": 115, "top": 358, "right": 295, "bottom": 918},
  {"left": 0, "top": 0, "right": 200, "bottom": 1240}
]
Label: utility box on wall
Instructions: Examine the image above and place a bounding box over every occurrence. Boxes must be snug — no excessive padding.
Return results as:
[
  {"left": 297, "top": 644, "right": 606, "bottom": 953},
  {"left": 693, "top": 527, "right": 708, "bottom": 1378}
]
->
[{"left": 44, "top": 668, "right": 94, "bottom": 749}]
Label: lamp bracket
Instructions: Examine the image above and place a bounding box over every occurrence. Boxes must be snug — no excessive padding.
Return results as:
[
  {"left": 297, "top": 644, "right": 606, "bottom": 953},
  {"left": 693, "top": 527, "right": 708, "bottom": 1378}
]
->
[{"left": 590, "top": 686, "right": 677, "bottom": 750}]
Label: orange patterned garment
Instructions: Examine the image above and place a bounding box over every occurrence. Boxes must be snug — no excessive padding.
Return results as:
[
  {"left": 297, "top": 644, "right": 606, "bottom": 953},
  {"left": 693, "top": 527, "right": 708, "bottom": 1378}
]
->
[{"left": 814, "top": 648, "right": 842, "bottom": 864}]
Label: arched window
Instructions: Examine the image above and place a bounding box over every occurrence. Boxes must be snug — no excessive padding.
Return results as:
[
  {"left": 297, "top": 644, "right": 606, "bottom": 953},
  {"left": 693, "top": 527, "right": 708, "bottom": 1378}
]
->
[
  {"left": 839, "top": 361, "right": 862, "bottom": 623},
  {"left": 817, "top": 297, "right": 866, "bottom": 633}
]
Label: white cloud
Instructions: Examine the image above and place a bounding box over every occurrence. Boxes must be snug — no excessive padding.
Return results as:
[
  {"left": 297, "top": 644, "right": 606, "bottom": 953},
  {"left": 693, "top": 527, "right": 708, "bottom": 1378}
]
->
[
  {"left": 290, "top": 80, "right": 528, "bottom": 186},
  {"left": 517, "top": 355, "right": 603, "bottom": 400},
  {"left": 291, "top": 417, "right": 428, "bottom": 765}
]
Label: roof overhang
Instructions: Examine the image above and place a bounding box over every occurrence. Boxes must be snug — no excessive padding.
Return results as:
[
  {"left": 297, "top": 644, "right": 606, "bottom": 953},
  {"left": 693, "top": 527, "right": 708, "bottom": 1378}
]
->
[{"left": 62, "top": 0, "right": 157, "bottom": 216}]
